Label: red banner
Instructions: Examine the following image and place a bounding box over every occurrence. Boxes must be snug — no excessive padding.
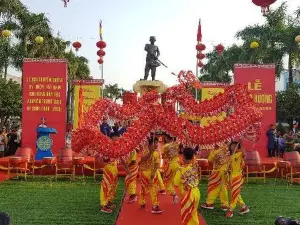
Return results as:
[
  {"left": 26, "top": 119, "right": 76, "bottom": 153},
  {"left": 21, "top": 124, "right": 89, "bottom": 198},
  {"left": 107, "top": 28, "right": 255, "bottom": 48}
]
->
[
  {"left": 22, "top": 59, "right": 67, "bottom": 155},
  {"left": 234, "top": 64, "right": 276, "bottom": 158}
]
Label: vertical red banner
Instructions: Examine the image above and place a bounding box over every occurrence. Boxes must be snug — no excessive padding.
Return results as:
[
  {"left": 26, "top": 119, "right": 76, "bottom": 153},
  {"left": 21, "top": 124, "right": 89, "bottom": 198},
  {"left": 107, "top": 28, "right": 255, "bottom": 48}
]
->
[
  {"left": 234, "top": 64, "right": 276, "bottom": 158},
  {"left": 22, "top": 59, "right": 67, "bottom": 155}
]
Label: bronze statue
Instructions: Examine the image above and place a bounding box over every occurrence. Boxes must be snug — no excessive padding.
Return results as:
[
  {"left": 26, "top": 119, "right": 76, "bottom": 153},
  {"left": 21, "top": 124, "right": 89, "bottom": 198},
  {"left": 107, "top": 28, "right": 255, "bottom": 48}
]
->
[{"left": 144, "top": 36, "right": 161, "bottom": 81}]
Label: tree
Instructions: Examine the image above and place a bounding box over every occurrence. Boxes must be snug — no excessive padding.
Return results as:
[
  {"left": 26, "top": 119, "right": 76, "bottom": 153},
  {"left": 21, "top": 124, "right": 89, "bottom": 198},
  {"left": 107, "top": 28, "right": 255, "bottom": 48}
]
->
[
  {"left": 0, "top": 0, "right": 28, "bottom": 22},
  {"left": 296, "top": 6, "right": 300, "bottom": 18},
  {"left": 103, "top": 84, "right": 125, "bottom": 102},
  {"left": 276, "top": 84, "right": 300, "bottom": 127},
  {"left": 201, "top": 3, "right": 300, "bottom": 83},
  {"left": 236, "top": 3, "right": 300, "bottom": 83},
  {"left": 0, "top": 39, "right": 7, "bottom": 74},
  {"left": 200, "top": 45, "right": 247, "bottom": 82},
  {"left": 0, "top": 78, "right": 22, "bottom": 127},
  {"left": 1, "top": 12, "right": 53, "bottom": 73}
]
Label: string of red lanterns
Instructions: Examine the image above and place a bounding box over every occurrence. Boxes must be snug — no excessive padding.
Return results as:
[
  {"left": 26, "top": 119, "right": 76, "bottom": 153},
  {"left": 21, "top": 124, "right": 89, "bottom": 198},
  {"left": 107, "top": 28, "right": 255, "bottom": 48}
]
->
[
  {"left": 96, "top": 40, "right": 106, "bottom": 64},
  {"left": 196, "top": 20, "right": 206, "bottom": 68}
]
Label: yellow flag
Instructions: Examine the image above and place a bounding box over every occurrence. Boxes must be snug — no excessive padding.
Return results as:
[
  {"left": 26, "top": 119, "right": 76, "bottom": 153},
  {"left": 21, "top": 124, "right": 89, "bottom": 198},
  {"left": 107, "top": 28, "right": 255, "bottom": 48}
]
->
[{"left": 99, "top": 20, "right": 103, "bottom": 40}]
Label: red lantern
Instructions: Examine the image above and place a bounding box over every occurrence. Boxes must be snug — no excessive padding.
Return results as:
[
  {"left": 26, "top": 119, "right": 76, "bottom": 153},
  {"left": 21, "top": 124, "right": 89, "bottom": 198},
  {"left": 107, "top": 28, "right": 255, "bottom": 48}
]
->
[
  {"left": 252, "top": 0, "right": 276, "bottom": 16},
  {"left": 97, "top": 49, "right": 106, "bottom": 57},
  {"left": 196, "top": 43, "right": 206, "bottom": 51},
  {"left": 215, "top": 44, "right": 224, "bottom": 55},
  {"left": 96, "top": 40, "right": 106, "bottom": 48},
  {"left": 72, "top": 41, "right": 81, "bottom": 51},
  {"left": 197, "top": 61, "right": 204, "bottom": 68},
  {"left": 196, "top": 53, "right": 205, "bottom": 60},
  {"left": 98, "top": 58, "right": 104, "bottom": 64}
]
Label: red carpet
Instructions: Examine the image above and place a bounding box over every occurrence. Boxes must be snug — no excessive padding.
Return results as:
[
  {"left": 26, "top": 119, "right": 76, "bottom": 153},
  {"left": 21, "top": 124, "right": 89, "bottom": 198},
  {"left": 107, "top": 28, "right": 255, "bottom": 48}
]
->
[{"left": 116, "top": 183, "right": 207, "bottom": 225}]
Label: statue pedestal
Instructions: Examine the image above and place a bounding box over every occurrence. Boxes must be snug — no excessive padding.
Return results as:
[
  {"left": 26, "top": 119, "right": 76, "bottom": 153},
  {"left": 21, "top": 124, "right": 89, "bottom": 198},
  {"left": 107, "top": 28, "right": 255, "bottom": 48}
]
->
[{"left": 133, "top": 80, "right": 167, "bottom": 95}]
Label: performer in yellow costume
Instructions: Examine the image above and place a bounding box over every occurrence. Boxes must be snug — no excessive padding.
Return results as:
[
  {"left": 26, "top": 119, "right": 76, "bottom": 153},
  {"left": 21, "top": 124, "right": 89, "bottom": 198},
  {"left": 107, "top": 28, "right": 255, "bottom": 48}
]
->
[
  {"left": 174, "top": 147, "right": 201, "bottom": 225},
  {"left": 162, "top": 134, "right": 180, "bottom": 201},
  {"left": 100, "top": 133, "right": 119, "bottom": 213},
  {"left": 226, "top": 141, "right": 249, "bottom": 218},
  {"left": 139, "top": 137, "right": 164, "bottom": 214},
  {"left": 157, "top": 170, "right": 167, "bottom": 195},
  {"left": 122, "top": 149, "right": 138, "bottom": 203},
  {"left": 201, "top": 143, "right": 229, "bottom": 211}
]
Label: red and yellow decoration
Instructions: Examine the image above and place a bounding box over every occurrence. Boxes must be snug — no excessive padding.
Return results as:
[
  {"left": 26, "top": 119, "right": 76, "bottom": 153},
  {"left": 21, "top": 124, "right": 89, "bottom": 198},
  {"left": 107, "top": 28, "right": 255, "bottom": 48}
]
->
[
  {"left": 72, "top": 70, "right": 262, "bottom": 159},
  {"left": 73, "top": 79, "right": 103, "bottom": 130}
]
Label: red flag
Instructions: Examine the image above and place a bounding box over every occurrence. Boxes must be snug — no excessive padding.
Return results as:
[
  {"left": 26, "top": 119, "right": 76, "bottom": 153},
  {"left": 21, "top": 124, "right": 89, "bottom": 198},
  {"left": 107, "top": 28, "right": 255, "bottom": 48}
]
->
[
  {"left": 78, "top": 85, "right": 84, "bottom": 128},
  {"left": 197, "top": 19, "right": 202, "bottom": 42}
]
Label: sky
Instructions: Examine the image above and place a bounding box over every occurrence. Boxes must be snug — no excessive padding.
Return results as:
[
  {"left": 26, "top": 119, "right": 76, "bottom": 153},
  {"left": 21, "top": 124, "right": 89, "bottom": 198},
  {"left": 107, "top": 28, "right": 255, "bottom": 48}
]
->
[{"left": 11, "top": 0, "right": 300, "bottom": 90}]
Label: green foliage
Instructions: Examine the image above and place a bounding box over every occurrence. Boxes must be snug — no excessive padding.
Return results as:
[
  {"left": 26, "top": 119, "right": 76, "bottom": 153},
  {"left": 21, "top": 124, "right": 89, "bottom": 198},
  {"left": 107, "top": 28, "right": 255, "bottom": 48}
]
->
[
  {"left": 276, "top": 123, "right": 288, "bottom": 135},
  {"left": 0, "top": 78, "right": 22, "bottom": 125},
  {"left": 0, "top": 38, "right": 7, "bottom": 73},
  {"left": 201, "top": 3, "right": 300, "bottom": 83},
  {"left": 0, "top": 177, "right": 124, "bottom": 225},
  {"left": 0, "top": 0, "right": 91, "bottom": 81},
  {"left": 103, "top": 84, "right": 125, "bottom": 102},
  {"left": 276, "top": 84, "right": 300, "bottom": 124}
]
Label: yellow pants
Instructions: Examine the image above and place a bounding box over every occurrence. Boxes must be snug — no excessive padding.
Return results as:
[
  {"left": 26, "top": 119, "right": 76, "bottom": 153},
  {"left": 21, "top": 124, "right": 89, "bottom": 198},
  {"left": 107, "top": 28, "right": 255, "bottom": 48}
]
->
[
  {"left": 181, "top": 187, "right": 201, "bottom": 225},
  {"left": 100, "top": 164, "right": 118, "bottom": 206},
  {"left": 229, "top": 173, "right": 245, "bottom": 210},
  {"left": 157, "top": 170, "right": 165, "bottom": 190},
  {"left": 125, "top": 164, "right": 138, "bottom": 196},
  {"left": 139, "top": 170, "right": 159, "bottom": 206},
  {"left": 163, "top": 161, "right": 179, "bottom": 195},
  {"left": 206, "top": 170, "right": 229, "bottom": 207}
]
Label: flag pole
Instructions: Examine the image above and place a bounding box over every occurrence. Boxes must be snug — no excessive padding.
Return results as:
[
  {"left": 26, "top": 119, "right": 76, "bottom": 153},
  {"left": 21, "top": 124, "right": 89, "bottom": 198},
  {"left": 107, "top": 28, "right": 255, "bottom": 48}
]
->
[
  {"left": 99, "top": 20, "right": 104, "bottom": 98},
  {"left": 195, "top": 18, "right": 202, "bottom": 102}
]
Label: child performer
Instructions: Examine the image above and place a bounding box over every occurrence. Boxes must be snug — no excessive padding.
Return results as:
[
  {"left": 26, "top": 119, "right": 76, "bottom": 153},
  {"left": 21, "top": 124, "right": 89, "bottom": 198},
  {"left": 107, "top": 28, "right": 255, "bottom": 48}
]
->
[
  {"left": 226, "top": 140, "right": 249, "bottom": 218},
  {"left": 100, "top": 133, "right": 119, "bottom": 213},
  {"left": 161, "top": 134, "right": 180, "bottom": 201},
  {"left": 201, "top": 143, "right": 229, "bottom": 211},
  {"left": 174, "top": 147, "right": 201, "bottom": 225},
  {"left": 139, "top": 137, "right": 164, "bottom": 214},
  {"left": 122, "top": 149, "right": 138, "bottom": 203}
]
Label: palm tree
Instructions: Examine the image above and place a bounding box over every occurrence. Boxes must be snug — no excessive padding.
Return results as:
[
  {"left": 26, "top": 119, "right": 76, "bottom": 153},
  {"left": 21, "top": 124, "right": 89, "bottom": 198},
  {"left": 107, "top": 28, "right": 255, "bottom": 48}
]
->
[
  {"left": 296, "top": 6, "right": 300, "bottom": 18},
  {"left": 1, "top": 12, "right": 53, "bottom": 72},
  {"left": 103, "top": 84, "right": 125, "bottom": 102},
  {"left": 200, "top": 45, "right": 248, "bottom": 82},
  {"left": 0, "top": 0, "right": 28, "bottom": 22},
  {"left": 236, "top": 3, "right": 300, "bottom": 83}
]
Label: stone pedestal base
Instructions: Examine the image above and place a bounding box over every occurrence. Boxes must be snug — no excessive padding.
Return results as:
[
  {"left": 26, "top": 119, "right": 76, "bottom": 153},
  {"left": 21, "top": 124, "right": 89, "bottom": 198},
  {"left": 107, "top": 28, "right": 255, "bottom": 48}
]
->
[{"left": 133, "top": 80, "right": 167, "bottom": 95}]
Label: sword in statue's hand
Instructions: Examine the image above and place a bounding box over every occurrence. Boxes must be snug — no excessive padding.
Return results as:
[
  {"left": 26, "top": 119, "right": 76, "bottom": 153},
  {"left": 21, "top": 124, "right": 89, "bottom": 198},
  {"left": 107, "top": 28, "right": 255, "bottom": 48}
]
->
[
  {"left": 157, "top": 58, "right": 168, "bottom": 68},
  {"left": 150, "top": 53, "right": 168, "bottom": 68}
]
